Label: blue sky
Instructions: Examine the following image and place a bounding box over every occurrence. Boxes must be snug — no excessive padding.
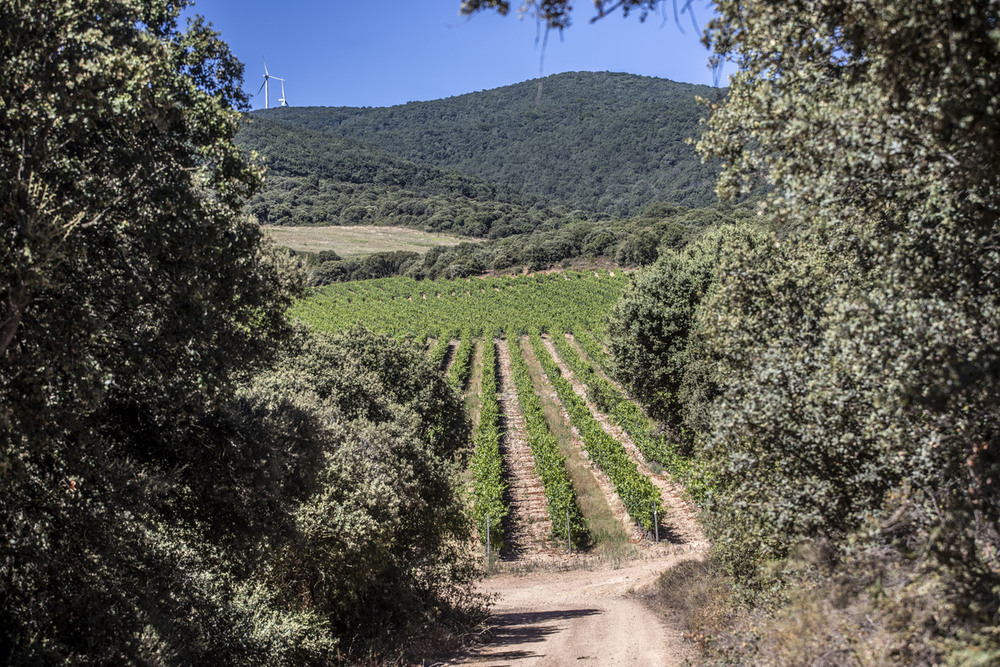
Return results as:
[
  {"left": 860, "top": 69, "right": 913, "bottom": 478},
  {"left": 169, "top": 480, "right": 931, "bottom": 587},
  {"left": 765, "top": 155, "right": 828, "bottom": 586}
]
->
[{"left": 186, "top": 1, "right": 726, "bottom": 110}]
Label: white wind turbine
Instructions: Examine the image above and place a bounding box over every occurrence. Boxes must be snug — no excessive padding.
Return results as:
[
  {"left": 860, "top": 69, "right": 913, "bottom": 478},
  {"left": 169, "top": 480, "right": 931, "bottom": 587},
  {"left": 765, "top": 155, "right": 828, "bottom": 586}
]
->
[
  {"left": 256, "top": 59, "right": 288, "bottom": 109},
  {"left": 276, "top": 77, "right": 288, "bottom": 107}
]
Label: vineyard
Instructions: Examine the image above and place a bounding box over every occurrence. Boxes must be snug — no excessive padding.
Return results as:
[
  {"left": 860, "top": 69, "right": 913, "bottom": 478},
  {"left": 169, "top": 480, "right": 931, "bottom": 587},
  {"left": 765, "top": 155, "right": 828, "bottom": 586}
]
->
[
  {"left": 291, "top": 269, "right": 699, "bottom": 560},
  {"left": 291, "top": 270, "right": 628, "bottom": 339}
]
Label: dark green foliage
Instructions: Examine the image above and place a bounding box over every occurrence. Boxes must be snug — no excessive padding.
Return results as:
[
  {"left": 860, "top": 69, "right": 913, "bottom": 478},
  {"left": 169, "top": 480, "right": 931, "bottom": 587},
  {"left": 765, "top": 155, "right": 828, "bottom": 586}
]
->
[
  {"left": 507, "top": 336, "right": 589, "bottom": 547},
  {"left": 238, "top": 115, "right": 573, "bottom": 236},
  {"left": 694, "top": 0, "right": 1000, "bottom": 604},
  {"left": 607, "top": 223, "right": 766, "bottom": 434},
  {"left": 259, "top": 71, "right": 724, "bottom": 216},
  {"left": 247, "top": 327, "right": 478, "bottom": 655},
  {"left": 6, "top": 326, "right": 478, "bottom": 664},
  {"left": 263, "top": 327, "right": 471, "bottom": 460},
  {"left": 0, "top": 2, "right": 482, "bottom": 662},
  {"left": 0, "top": 0, "right": 294, "bottom": 445},
  {"left": 404, "top": 202, "right": 753, "bottom": 281},
  {"left": 0, "top": 1, "right": 296, "bottom": 658},
  {"left": 312, "top": 258, "right": 360, "bottom": 284},
  {"left": 312, "top": 250, "right": 420, "bottom": 285}
]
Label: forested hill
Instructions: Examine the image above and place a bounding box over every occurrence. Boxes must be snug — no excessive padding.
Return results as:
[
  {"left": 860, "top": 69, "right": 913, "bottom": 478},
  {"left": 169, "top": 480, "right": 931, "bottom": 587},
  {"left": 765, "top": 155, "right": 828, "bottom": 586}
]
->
[
  {"left": 255, "top": 71, "right": 724, "bottom": 215},
  {"left": 238, "top": 115, "right": 578, "bottom": 236}
]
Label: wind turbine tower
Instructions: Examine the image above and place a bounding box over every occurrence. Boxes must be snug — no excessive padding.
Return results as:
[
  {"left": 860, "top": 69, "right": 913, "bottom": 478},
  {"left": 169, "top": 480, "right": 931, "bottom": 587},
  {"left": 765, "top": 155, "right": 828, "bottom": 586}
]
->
[
  {"left": 277, "top": 78, "right": 288, "bottom": 107},
  {"left": 257, "top": 59, "right": 289, "bottom": 109}
]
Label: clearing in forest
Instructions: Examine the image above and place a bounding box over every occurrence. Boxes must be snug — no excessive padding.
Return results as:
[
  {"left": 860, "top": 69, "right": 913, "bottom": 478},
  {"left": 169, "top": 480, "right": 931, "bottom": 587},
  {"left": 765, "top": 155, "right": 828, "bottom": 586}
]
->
[{"left": 264, "top": 224, "right": 479, "bottom": 257}]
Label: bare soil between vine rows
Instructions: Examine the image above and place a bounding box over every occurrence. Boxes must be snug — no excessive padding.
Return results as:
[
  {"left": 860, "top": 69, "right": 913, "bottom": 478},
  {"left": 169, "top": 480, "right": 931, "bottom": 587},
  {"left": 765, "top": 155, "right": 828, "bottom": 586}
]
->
[
  {"left": 543, "top": 335, "right": 707, "bottom": 547},
  {"left": 494, "top": 338, "right": 559, "bottom": 561},
  {"left": 442, "top": 336, "right": 709, "bottom": 666}
]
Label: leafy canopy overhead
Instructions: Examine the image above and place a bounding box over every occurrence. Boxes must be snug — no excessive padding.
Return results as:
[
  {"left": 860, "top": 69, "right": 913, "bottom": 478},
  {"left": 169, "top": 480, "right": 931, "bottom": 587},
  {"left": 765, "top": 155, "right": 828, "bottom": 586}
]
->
[
  {"left": 460, "top": 0, "right": 661, "bottom": 28},
  {"left": 512, "top": 0, "right": 1000, "bottom": 657},
  {"left": 2, "top": 1, "right": 484, "bottom": 662},
  {"left": 1, "top": 0, "right": 297, "bottom": 442},
  {"left": 696, "top": 0, "right": 1000, "bottom": 557}
]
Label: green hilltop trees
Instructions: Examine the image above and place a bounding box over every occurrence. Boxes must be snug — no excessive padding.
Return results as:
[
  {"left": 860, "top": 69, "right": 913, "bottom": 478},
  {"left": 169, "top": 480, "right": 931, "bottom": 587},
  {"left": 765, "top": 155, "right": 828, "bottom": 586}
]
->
[{"left": 256, "top": 72, "right": 723, "bottom": 216}]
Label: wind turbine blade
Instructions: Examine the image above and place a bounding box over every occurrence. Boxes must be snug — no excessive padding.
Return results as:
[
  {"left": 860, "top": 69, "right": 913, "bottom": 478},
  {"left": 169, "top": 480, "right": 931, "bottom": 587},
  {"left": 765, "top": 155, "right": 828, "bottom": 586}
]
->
[
  {"left": 256, "top": 80, "right": 266, "bottom": 95},
  {"left": 262, "top": 57, "right": 269, "bottom": 76}
]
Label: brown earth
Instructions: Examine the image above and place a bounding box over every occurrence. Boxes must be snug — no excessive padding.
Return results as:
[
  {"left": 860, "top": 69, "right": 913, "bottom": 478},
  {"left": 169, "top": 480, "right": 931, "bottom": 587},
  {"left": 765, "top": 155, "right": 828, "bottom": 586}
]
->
[
  {"left": 517, "top": 337, "right": 645, "bottom": 545},
  {"left": 439, "top": 336, "right": 710, "bottom": 667},
  {"left": 263, "top": 223, "right": 478, "bottom": 257},
  {"left": 495, "top": 339, "right": 558, "bottom": 560},
  {"left": 444, "top": 552, "right": 704, "bottom": 666}
]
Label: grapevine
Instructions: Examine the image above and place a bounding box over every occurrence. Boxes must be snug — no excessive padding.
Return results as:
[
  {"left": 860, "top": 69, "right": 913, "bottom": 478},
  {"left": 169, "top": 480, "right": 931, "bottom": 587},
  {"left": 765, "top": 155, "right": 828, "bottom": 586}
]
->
[
  {"left": 447, "top": 333, "right": 475, "bottom": 390},
  {"left": 549, "top": 333, "right": 696, "bottom": 486},
  {"left": 471, "top": 339, "right": 507, "bottom": 552},
  {"left": 429, "top": 334, "right": 452, "bottom": 371},
  {"left": 290, "top": 271, "right": 627, "bottom": 338},
  {"left": 506, "top": 334, "right": 589, "bottom": 548},
  {"left": 530, "top": 334, "right": 663, "bottom": 532}
]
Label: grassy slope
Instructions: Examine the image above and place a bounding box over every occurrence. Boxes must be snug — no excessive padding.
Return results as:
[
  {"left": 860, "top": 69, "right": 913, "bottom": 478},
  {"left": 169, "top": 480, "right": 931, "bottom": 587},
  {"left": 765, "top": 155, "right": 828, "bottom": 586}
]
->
[{"left": 264, "top": 224, "right": 479, "bottom": 257}]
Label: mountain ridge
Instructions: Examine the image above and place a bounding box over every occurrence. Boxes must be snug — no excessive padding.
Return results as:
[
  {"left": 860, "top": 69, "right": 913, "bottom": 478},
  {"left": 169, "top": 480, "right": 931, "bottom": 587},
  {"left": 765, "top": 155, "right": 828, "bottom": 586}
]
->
[{"left": 252, "top": 71, "right": 725, "bottom": 216}]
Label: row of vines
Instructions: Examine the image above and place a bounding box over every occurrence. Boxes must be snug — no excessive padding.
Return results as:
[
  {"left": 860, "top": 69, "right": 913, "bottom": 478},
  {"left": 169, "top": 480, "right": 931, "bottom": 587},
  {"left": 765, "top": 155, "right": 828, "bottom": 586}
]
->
[
  {"left": 549, "top": 335, "right": 681, "bottom": 472},
  {"left": 291, "top": 272, "right": 675, "bottom": 548},
  {"left": 530, "top": 334, "right": 664, "bottom": 532},
  {"left": 506, "top": 335, "right": 589, "bottom": 548},
  {"left": 471, "top": 340, "right": 506, "bottom": 551},
  {"left": 447, "top": 334, "right": 475, "bottom": 389}
]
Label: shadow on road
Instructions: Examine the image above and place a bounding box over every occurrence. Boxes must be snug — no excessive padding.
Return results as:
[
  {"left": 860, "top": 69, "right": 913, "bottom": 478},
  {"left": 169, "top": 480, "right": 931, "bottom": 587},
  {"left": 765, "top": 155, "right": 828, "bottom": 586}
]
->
[{"left": 462, "top": 608, "right": 603, "bottom": 663}]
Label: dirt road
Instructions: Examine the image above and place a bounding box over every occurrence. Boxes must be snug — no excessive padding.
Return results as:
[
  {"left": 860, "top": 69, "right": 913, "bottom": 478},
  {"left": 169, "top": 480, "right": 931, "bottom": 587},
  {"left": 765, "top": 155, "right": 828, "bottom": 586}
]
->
[{"left": 447, "top": 550, "right": 704, "bottom": 666}]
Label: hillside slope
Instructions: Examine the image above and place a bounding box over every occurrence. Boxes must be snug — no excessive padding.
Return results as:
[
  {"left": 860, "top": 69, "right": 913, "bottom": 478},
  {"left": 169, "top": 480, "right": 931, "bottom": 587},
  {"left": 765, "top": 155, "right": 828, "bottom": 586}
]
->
[
  {"left": 257, "top": 71, "right": 724, "bottom": 215},
  {"left": 238, "top": 115, "right": 578, "bottom": 237}
]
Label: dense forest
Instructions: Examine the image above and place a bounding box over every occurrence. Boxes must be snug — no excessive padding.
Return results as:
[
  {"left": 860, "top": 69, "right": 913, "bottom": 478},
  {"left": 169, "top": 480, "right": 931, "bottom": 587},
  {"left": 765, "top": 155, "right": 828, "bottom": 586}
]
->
[
  {"left": 238, "top": 70, "right": 740, "bottom": 283},
  {"left": 237, "top": 115, "right": 583, "bottom": 237},
  {"left": 249, "top": 71, "right": 723, "bottom": 218}
]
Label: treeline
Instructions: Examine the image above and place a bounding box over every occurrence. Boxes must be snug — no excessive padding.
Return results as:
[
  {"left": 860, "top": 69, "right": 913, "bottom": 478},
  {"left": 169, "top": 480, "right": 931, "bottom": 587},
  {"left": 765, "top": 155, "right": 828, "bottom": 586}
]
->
[
  {"left": 237, "top": 115, "right": 582, "bottom": 237},
  {"left": 257, "top": 71, "right": 724, "bottom": 216},
  {"left": 302, "top": 201, "right": 753, "bottom": 284}
]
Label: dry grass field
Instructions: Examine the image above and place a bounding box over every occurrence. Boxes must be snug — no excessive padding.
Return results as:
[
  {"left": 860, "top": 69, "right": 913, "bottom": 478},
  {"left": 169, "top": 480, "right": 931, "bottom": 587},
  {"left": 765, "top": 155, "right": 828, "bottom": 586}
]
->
[{"left": 264, "top": 224, "right": 479, "bottom": 258}]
